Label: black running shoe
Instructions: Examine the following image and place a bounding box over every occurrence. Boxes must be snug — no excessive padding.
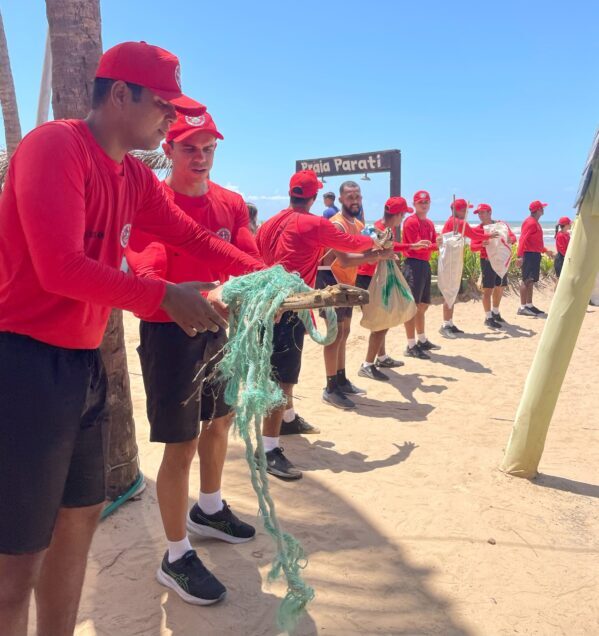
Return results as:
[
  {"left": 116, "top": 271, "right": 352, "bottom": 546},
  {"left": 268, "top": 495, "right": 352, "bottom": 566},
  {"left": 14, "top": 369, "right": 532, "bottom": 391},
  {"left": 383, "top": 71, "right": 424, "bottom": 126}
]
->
[
  {"left": 337, "top": 379, "right": 367, "bottom": 396},
  {"left": 375, "top": 356, "right": 404, "bottom": 368},
  {"left": 418, "top": 339, "right": 441, "bottom": 351},
  {"left": 358, "top": 363, "right": 389, "bottom": 382},
  {"left": 450, "top": 325, "right": 465, "bottom": 334},
  {"left": 439, "top": 325, "right": 457, "bottom": 339},
  {"left": 517, "top": 306, "right": 537, "bottom": 317},
  {"left": 322, "top": 388, "right": 356, "bottom": 410},
  {"left": 280, "top": 414, "right": 320, "bottom": 435},
  {"left": 187, "top": 501, "right": 255, "bottom": 544},
  {"left": 484, "top": 317, "right": 502, "bottom": 330},
  {"left": 405, "top": 344, "right": 431, "bottom": 360},
  {"left": 156, "top": 550, "right": 226, "bottom": 605},
  {"left": 530, "top": 305, "right": 546, "bottom": 315},
  {"left": 492, "top": 312, "right": 506, "bottom": 323},
  {"left": 257, "top": 447, "right": 302, "bottom": 480}
]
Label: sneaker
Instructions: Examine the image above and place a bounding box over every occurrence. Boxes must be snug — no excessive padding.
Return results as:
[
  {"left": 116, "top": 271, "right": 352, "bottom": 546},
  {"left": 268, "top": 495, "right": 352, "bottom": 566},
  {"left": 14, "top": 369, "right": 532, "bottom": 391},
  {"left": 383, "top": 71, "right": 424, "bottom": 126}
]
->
[
  {"left": 322, "top": 388, "right": 356, "bottom": 410},
  {"left": 187, "top": 501, "right": 256, "bottom": 544},
  {"left": 439, "top": 325, "right": 457, "bottom": 339},
  {"left": 375, "top": 356, "right": 404, "bottom": 368},
  {"left": 280, "top": 414, "right": 320, "bottom": 435},
  {"left": 492, "top": 312, "right": 506, "bottom": 323},
  {"left": 530, "top": 305, "right": 546, "bottom": 315},
  {"left": 156, "top": 550, "right": 226, "bottom": 605},
  {"left": 405, "top": 344, "right": 431, "bottom": 360},
  {"left": 358, "top": 363, "right": 389, "bottom": 382},
  {"left": 484, "top": 317, "right": 502, "bottom": 330},
  {"left": 257, "top": 447, "right": 302, "bottom": 481},
  {"left": 450, "top": 325, "right": 465, "bottom": 334},
  {"left": 418, "top": 339, "right": 441, "bottom": 351},
  {"left": 337, "top": 379, "right": 367, "bottom": 396},
  {"left": 517, "top": 306, "right": 537, "bottom": 317}
]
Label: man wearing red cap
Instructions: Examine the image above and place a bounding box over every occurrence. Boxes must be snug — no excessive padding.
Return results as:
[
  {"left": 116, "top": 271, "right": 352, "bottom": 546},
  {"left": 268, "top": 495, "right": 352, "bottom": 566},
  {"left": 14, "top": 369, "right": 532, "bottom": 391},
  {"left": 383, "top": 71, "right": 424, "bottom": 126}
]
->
[
  {"left": 554, "top": 216, "right": 572, "bottom": 278},
  {"left": 470, "top": 204, "right": 517, "bottom": 328},
  {"left": 356, "top": 197, "right": 430, "bottom": 381},
  {"left": 0, "top": 42, "right": 264, "bottom": 633},
  {"left": 438, "top": 199, "right": 496, "bottom": 338},
  {"left": 517, "top": 201, "right": 554, "bottom": 316},
  {"left": 401, "top": 190, "right": 440, "bottom": 359},
  {"left": 256, "top": 170, "right": 382, "bottom": 478},
  {"left": 126, "top": 110, "right": 261, "bottom": 605}
]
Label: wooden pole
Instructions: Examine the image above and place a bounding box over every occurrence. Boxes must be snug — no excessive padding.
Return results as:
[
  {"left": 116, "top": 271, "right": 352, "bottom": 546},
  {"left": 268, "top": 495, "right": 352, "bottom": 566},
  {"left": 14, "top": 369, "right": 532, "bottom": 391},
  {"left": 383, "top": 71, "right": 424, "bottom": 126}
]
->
[{"left": 501, "top": 132, "right": 599, "bottom": 477}]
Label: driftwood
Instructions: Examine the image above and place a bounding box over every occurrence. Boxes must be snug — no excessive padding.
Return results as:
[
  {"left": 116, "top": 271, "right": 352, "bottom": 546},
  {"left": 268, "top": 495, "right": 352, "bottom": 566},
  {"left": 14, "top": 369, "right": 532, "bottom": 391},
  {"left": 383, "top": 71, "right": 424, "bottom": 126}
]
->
[{"left": 281, "top": 284, "right": 369, "bottom": 311}]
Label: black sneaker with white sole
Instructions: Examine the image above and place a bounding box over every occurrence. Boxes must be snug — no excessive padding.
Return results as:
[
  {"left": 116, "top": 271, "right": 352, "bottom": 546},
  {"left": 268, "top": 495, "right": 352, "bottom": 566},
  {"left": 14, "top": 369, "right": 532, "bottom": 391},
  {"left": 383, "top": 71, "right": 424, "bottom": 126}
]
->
[
  {"left": 517, "top": 306, "right": 537, "bottom": 317},
  {"left": 375, "top": 356, "right": 404, "bottom": 368},
  {"left": 439, "top": 325, "right": 457, "bottom": 339},
  {"left": 337, "top": 379, "right": 367, "bottom": 396},
  {"left": 484, "top": 317, "right": 502, "bottom": 330},
  {"left": 405, "top": 344, "right": 431, "bottom": 360},
  {"left": 187, "top": 501, "right": 256, "bottom": 544},
  {"left": 322, "top": 387, "right": 356, "bottom": 409},
  {"left": 450, "top": 325, "right": 465, "bottom": 334},
  {"left": 156, "top": 550, "right": 226, "bottom": 605},
  {"left": 358, "top": 363, "right": 389, "bottom": 382},
  {"left": 280, "top": 414, "right": 320, "bottom": 435},
  {"left": 492, "top": 312, "right": 506, "bottom": 323},
  {"left": 530, "top": 305, "right": 546, "bottom": 315},
  {"left": 418, "top": 339, "right": 441, "bottom": 351},
  {"left": 257, "top": 447, "right": 302, "bottom": 480}
]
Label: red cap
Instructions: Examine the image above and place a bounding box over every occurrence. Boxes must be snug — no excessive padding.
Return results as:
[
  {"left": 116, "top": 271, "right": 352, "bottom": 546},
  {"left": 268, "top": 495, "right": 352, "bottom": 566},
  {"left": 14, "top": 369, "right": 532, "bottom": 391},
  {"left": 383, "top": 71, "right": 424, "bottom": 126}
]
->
[
  {"left": 413, "top": 190, "right": 430, "bottom": 204},
  {"left": 166, "top": 111, "right": 223, "bottom": 144},
  {"left": 385, "top": 197, "right": 413, "bottom": 215},
  {"left": 451, "top": 198, "right": 473, "bottom": 212},
  {"left": 95, "top": 41, "right": 205, "bottom": 115},
  {"left": 289, "top": 170, "right": 323, "bottom": 199},
  {"left": 558, "top": 216, "right": 572, "bottom": 226},
  {"left": 529, "top": 200, "right": 548, "bottom": 213},
  {"left": 474, "top": 203, "right": 492, "bottom": 215}
]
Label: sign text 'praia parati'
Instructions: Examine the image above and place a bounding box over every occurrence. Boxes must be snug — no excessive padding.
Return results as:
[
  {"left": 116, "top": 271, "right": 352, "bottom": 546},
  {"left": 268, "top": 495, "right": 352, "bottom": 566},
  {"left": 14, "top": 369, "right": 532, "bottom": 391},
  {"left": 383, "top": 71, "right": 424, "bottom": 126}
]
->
[{"left": 296, "top": 150, "right": 400, "bottom": 177}]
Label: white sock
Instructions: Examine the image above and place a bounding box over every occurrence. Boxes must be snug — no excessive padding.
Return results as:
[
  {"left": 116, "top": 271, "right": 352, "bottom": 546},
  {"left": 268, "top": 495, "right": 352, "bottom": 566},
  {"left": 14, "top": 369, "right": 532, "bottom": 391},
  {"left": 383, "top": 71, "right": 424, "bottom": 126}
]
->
[
  {"left": 442, "top": 321, "right": 452, "bottom": 328},
  {"left": 486, "top": 311, "right": 493, "bottom": 319},
  {"left": 282, "top": 407, "right": 295, "bottom": 423},
  {"left": 199, "top": 490, "right": 223, "bottom": 516},
  {"left": 263, "top": 436, "right": 279, "bottom": 453},
  {"left": 520, "top": 305, "right": 527, "bottom": 310},
  {"left": 492, "top": 307, "right": 500, "bottom": 315},
  {"left": 167, "top": 536, "right": 193, "bottom": 563},
  {"left": 376, "top": 354, "right": 389, "bottom": 362},
  {"left": 362, "top": 361, "right": 374, "bottom": 368},
  {"left": 408, "top": 338, "right": 416, "bottom": 348},
  {"left": 525, "top": 303, "right": 533, "bottom": 308},
  {"left": 417, "top": 333, "right": 427, "bottom": 343}
]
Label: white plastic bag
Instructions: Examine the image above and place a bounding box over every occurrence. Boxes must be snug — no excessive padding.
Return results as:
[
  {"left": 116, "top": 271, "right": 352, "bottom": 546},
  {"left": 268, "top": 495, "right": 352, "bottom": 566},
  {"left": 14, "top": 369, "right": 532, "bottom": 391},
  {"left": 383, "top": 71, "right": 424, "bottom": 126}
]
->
[
  {"left": 437, "top": 232, "right": 464, "bottom": 308},
  {"left": 485, "top": 222, "right": 513, "bottom": 279},
  {"left": 360, "top": 260, "right": 416, "bottom": 331}
]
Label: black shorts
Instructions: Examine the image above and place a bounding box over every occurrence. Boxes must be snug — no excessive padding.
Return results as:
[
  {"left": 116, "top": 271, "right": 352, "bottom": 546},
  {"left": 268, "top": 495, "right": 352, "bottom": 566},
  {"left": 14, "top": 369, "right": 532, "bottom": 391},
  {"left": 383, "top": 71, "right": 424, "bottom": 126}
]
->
[
  {"left": 355, "top": 274, "right": 372, "bottom": 290},
  {"left": 481, "top": 258, "right": 508, "bottom": 288},
  {"left": 138, "top": 322, "right": 231, "bottom": 444},
  {"left": 316, "top": 269, "right": 353, "bottom": 321},
  {"left": 554, "top": 253, "right": 565, "bottom": 278},
  {"left": 270, "top": 311, "right": 306, "bottom": 385},
  {"left": 402, "top": 258, "right": 431, "bottom": 304},
  {"left": 522, "top": 251, "right": 542, "bottom": 283},
  {"left": 0, "top": 332, "right": 107, "bottom": 555}
]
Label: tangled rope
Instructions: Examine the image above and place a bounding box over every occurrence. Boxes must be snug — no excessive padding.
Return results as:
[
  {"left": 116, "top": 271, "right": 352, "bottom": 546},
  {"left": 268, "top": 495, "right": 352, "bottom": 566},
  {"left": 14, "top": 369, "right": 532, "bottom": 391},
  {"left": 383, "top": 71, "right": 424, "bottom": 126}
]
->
[{"left": 217, "top": 265, "right": 337, "bottom": 632}]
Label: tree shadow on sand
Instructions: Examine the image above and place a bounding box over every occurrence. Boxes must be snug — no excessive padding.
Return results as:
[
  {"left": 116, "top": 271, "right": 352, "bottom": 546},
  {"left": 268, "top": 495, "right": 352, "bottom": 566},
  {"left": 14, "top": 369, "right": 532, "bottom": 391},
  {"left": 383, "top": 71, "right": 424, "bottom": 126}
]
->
[{"left": 532, "top": 473, "right": 599, "bottom": 499}]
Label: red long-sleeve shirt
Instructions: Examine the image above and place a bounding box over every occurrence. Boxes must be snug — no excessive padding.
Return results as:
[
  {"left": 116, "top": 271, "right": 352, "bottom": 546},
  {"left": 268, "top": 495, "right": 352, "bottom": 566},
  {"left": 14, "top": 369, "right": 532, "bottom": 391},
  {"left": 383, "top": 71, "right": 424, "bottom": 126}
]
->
[
  {"left": 256, "top": 208, "right": 374, "bottom": 287},
  {"left": 556, "top": 231, "right": 570, "bottom": 257},
  {"left": 357, "top": 219, "right": 410, "bottom": 277},
  {"left": 470, "top": 221, "right": 517, "bottom": 259},
  {"left": 518, "top": 216, "right": 547, "bottom": 257},
  {"left": 402, "top": 214, "right": 438, "bottom": 261},
  {"left": 126, "top": 181, "right": 263, "bottom": 322},
  {"left": 0, "top": 120, "right": 262, "bottom": 349},
  {"left": 442, "top": 216, "right": 490, "bottom": 241}
]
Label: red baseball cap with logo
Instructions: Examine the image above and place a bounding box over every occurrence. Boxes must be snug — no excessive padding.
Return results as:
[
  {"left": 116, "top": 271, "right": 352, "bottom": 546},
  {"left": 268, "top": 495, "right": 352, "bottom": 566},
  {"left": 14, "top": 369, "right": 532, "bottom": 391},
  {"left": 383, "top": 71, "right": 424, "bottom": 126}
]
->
[
  {"left": 95, "top": 41, "right": 205, "bottom": 115},
  {"left": 451, "top": 198, "right": 473, "bottom": 212},
  {"left": 166, "top": 111, "right": 223, "bottom": 144},
  {"left": 385, "top": 197, "right": 413, "bottom": 215},
  {"left": 558, "top": 216, "right": 572, "bottom": 226},
  {"left": 413, "top": 190, "right": 430, "bottom": 204},
  {"left": 529, "top": 200, "right": 548, "bottom": 213},
  {"left": 474, "top": 203, "right": 492, "bottom": 215},
  {"left": 289, "top": 170, "right": 323, "bottom": 199}
]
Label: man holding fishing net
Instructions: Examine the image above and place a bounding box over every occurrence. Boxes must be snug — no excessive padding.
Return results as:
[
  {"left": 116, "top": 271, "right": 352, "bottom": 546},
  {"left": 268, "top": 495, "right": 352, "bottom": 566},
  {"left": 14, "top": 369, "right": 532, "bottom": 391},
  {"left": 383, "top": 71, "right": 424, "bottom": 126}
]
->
[
  {"left": 0, "top": 42, "right": 265, "bottom": 635},
  {"left": 256, "top": 170, "right": 387, "bottom": 478},
  {"left": 126, "top": 110, "right": 266, "bottom": 606}
]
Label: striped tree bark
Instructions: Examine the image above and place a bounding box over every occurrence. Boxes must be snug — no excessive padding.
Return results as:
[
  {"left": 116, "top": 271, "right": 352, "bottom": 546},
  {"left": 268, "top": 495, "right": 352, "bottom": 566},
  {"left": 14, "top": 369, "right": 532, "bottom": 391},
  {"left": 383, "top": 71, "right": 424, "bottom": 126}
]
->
[{"left": 0, "top": 9, "right": 22, "bottom": 157}]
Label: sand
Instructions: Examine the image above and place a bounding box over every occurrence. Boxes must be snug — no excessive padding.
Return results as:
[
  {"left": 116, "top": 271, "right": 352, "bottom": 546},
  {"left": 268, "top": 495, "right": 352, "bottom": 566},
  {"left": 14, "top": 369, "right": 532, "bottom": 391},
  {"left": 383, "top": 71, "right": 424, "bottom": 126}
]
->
[{"left": 58, "top": 288, "right": 597, "bottom": 636}]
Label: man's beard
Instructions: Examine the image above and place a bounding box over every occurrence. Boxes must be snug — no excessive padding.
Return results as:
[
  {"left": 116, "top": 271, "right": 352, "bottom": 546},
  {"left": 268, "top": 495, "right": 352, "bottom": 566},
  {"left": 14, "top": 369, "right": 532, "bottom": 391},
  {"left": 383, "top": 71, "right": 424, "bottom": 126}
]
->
[{"left": 343, "top": 205, "right": 361, "bottom": 218}]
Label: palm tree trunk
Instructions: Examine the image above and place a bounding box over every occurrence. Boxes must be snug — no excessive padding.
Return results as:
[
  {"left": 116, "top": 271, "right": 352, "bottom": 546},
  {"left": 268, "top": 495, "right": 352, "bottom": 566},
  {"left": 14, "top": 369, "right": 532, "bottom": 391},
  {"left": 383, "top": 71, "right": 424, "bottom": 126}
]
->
[
  {"left": 0, "top": 9, "right": 22, "bottom": 157},
  {"left": 45, "top": 0, "right": 141, "bottom": 501}
]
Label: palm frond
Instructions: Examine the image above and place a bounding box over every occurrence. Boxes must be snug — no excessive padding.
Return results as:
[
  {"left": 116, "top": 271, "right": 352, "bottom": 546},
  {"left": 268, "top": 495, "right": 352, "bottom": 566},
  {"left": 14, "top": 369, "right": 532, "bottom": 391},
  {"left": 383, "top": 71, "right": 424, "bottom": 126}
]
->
[{"left": 130, "top": 149, "right": 172, "bottom": 178}]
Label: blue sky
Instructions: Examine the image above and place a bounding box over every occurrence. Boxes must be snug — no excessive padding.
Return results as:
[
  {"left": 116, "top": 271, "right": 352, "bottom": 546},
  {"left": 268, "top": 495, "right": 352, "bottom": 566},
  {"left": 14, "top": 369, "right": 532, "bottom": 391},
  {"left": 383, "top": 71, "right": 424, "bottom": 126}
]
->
[{"left": 2, "top": 0, "right": 598, "bottom": 222}]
